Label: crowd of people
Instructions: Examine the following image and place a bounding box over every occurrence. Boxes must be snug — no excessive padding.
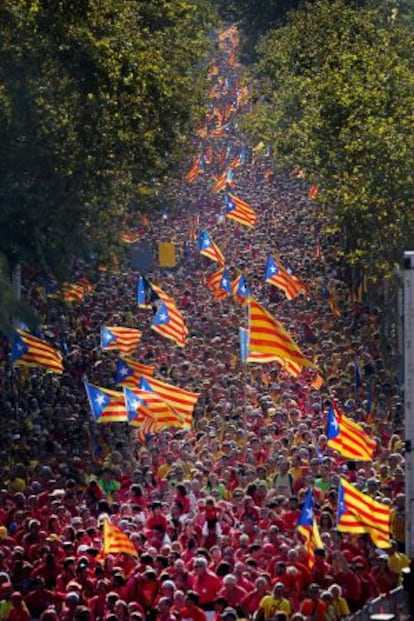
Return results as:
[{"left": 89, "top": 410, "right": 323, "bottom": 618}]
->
[{"left": 0, "top": 25, "right": 409, "bottom": 621}]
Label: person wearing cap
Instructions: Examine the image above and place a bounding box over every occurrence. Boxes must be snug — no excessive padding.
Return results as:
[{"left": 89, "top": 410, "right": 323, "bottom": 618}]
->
[{"left": 255, "top": 582, "right": 291, "bottom": 621}]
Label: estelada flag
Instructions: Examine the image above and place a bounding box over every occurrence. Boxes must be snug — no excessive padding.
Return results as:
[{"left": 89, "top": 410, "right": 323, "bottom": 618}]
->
[
  {"left": 337, "top": 478, "right": 391, "bottom": 548},
  {"left": 101, "top": 327, "right": 142, "bottom": 355},
  {"left": 11, "top": 330, "right": 63, "bottom": 375},
  {"left": 138, "top": 376, "right": 199, "bottom": 429}
]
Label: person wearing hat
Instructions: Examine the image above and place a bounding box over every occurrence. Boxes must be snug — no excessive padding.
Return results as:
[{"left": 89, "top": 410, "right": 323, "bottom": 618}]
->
[{"left": 256, "top": 583, "right": 291, "bottom": 621}]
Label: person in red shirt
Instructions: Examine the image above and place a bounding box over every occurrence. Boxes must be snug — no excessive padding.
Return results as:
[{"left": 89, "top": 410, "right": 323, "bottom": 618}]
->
[
  {"left": 300, "top": 584, "right": 327, "bottom": 621},
  {"left": 146, "top": 502, "right": 168, "bottom": 536},
  {"left": 9, "top": 592, "right": 30, "bottom": 621},
  {"left": 180, "top": 591, "right": 207, "bottom": 621},
  {"left": 218, "top": 574, "right": 247, "bottom": 607},
  {"left": 88, "top": 579, "right": 109, "bottom": 621},
  {"left": 370, "top": 555, "right": 398, "bottom": 595},
  {"left": 191, "top": 557, "right": 222, "bottom": 621},
  {"left": 281, "top": 497, "right": 301, "bottom": 533},
  {"left": 239, "top": 576, "right": 269, "bottom": 617}
]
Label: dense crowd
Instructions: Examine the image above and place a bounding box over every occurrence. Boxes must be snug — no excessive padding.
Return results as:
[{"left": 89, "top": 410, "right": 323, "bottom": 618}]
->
[{"left": 0, "top": 26, "right": 408, "bottom": 621}]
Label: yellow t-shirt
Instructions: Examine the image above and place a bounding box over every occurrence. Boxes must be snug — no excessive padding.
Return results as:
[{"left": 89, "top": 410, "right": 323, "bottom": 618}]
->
[
  {"left": 333, "top": 597, "right": 350, "bottom": 617},
  {"left": 258, "top": 595, "right": 292, "bottom": 618}
]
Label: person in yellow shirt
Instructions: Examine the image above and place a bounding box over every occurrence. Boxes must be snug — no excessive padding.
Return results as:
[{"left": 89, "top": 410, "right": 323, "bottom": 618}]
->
[
  {"left": 328, "top": 584, "right": 350, "bottom": 619},
  {"left": 386, "top": 540, "right": 410, "bottom": 584},
  {"left": 256, "top": 583, "right": 292, "bottom": 621}
]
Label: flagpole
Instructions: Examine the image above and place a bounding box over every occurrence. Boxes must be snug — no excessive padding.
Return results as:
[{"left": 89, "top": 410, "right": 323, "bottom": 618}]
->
[{"left": 242, "top": 300, "right": 251, "bottom": 457}]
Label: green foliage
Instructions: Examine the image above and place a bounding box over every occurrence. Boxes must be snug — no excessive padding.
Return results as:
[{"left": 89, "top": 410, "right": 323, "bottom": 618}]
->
[
  {"left": 246, "top": 0, "right": 414, "bottom": 277},
  {"left": 0, "top": 0, "right": 217, "bottom": 278}
]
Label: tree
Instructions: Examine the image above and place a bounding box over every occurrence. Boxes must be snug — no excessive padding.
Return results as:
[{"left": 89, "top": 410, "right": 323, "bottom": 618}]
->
[
  {"left": 0, "top": 0, "right": 216, "bottom": 277},
  {"left": 246, "top": 0, "right": 414, "bottom": 278}
]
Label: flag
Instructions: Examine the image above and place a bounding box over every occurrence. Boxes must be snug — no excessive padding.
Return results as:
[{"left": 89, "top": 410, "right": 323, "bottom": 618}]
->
[
  {"left": 124, "top": 385, "right": 184, "bottom": 429},
  {"left": 45, "top": 279, "right": 59, "bottom": 298},
  {"left": 151, "top": 300, "right": 188, "bottom": 348},
  {"left": 77, "top": 276, "right": 94, "bottom": 294},
  {"left": 137, "top": 276, "right": 168, "bottom": 309},
  {"left": 326, "top": 403, "right": 375, "bottom": 461},
  {"left": 84, "top": 381, "right": 128, "bottom": 423},
  {"left": 101, "top": 327, "right": 142, "bottom": 354},
  {"left": 225, "top": 193, "right": 257, "bottom": 228},
  {"left": 115, "top": 357, "right": 155, "bottom": 387},
  {"left": 185, "top": 158, "right": 202, "bottom": 183},
  {"left": 337, "top": 478, "right": 391, "bottom": 548},
  {"left": 308, "top": 184, "right": 319, "bottom": 199},
  {"left": 264, "top": 256, "right": 304, "bottom": 301},
  {"left": 298, "top": 489, "right": 324, "bottom": 568},
  {"left": 311, "top": 374, "right": 324, "bottom": 390},
  {"left": 11, "top": 330, "right": 63, "bottom": 374},
  {"left": 232, "top": 273, "right": 251, "bottom": 306},
  {"left": 252, "top": 141, "right": 265, "bottom": 153},
  {"left": 198, "top": 231, "right": 225, "bottom": 265},
  {"left": 212, "top": 169, "right": 231, "bottom": 193},
  {"left": 286, "top": 264, "right": 311, "bottom": 299},
  {"left": 102, "top": 518, "right": 138, "bottom": 557},
  {"left": 207, "top": 267, "right": 231, "bottom": 300},
  {"left": 239, "top": 327, "right": 297, "bottom": 368},
  {"left": 321, "top": 284, "right": 341, "bottom": 317},
  {"left": 138, "top": 376, "right": 199, "bottom": 428},
  {"left": 120, "top": 229, "right": 140, "bottom": 244},
  {"left": 61, "top": 282, "right": 85, "bottom": 304},
  {"left": 248, "top": 299, "right": 317, "bottom": 375}
]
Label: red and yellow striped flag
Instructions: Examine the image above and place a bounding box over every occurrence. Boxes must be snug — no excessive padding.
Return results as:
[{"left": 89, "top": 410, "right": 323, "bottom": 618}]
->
[
  {"left": 120, "top": 230, "right": 140, "bottom": 244},
  {"left": 139, "top": 376, "right": 199, "bottom": 429},
  {"left": 226, "top": 193, "right": 257, "bottom": 228},
  {"left": 327, "top": 404, "right": 376, "bottom": 461},
  {"left": 115, "top": 356, "right": 155, "bottom": 387},
  {"left": 151, "top": 299, "right": 188, "bottom": 348},
  {"left": 248, "top": 299, "right": 317, "bottom": 375},
  {"left": 337, "top": 478, "right": 391, "bottom": 548},
  {"left": 125, "top": 385, "right": 185, "bottom": 429},
  {"left": 11, "top": 330, "right": 63, "bottom": 375},
  {"left": 101, "top": 327, "right": 142, "bottom": 355},
  {"left": 311, "top": 374, "right": 324, "bottom": 390},
  {"left": 103, "top": 519, "right": 138, "bottom": 557},
  {"left": 61, "top": 282, "right": 85, "bottom": 304}
]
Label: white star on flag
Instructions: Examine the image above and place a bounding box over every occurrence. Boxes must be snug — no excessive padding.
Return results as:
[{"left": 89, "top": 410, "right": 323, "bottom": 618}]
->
[
  {"left": 95, "top": 394, "right": 106, "bottom": 407},
  {"left": 119, "top": 365, "right": 129, "bottom": 377}
]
